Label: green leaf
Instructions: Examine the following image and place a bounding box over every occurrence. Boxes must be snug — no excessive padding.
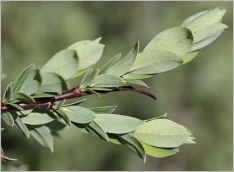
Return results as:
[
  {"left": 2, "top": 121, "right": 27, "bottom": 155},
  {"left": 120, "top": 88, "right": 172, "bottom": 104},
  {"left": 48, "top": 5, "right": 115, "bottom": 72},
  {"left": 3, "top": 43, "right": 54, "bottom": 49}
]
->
[
  {"left": 20, "top": 109, "right": 57, "bottom": 125},
  {"left": 145, "top": 113, "right": 168, "bottom": 122},
  {"left": 29, "top": 125, "right": 54, "bottom": 152},
  {"left": 10, "top": 92, "right": 35, "bottom": 103},
  {"left": 31, "top": 92, "right": 58, "bottom": 98},
  {"left": 132, "top": 119, "right": 191, "bottom": 148},
  {"left": 10, "top": 109, "right": 33, "bottom": 116},
  {"left": 52, "top": 100, "right": 66, "bottom": 110},
  {"left": 46, "top": 118, "right": 68, "bottom": 132},
  {"left": 14, "top": 116, "right": 30, "bottom": 138},
  {"left": 72, "top": 66, "right": 93, "bottom": 78},
  {"left": 39, "top": 72, "right": 69, "bottom": 94},
  {"left": 89, "top": 106, "right": 117, "bottom": 114},
  {"left": 80, "top": 69, "right": 99, "bottom": 88},
  {"left": 86, "top": 88, "right": 100, "bottom": 97},
  {"left": 19, "top": 69, "right": 41, "bottom": 96},
  {"left": 1, "top": 112, "right": 14, "bottom": 127},
  {"left": 122, "top": 73, "right": 154, "bottom": 80},
  {"left": 181, "top": 10, "right": 208, "bottom": 27},
  {"left": 144, "top": 27, "right": 193, "bottom": 57},
  {"left": 41, "top": 49, "right": 78, "bottom": 80},
  {"left": 190, "top": 24, "right": 228, "bottom": 51},
  {"left": 86, "top": 121, "right": 109, "bottom": 142},
  {"left": 99, "top": 53, "right": 122, "bottom": 75},
  {"left": 184, "top": 136, "right": 196, "bottom": 144},
  {"left": 141, "top": 142, "right": 179, "bottom": 158},
  {"left": 2, "top": 82, "right": 13, "bottom": 103},
  {"left": 68, "top": 37, "right": 105, "bottom": 71},
  {"left": 12, "top": 64, "right": 35, "bottom": 92},
  {"left": 106, "top": 42, "right": 139, "bottom": 76},
  {"left": 56, "top": 109, "right": 71, "bottom": 126},
  {"left": 125, "top": 79, "right": 149, "bottom": 88},
  {"left": 108, "top": 133, "right": 122, "bottom": 145},
  {"left": 130, "top": 51, "right": 183, "bottom": 75},
  {"left": 90, "top": 74, "right": 126, "bottom": 88},
  {"left": 182, "top": 51, "right": 199, "bottom": 64},
  {"left": 91, "top": 87, "right": 114, "bottom": 91},
  {"left": 61, "top": 106, "right": 95, "bottom": 124},
  {"left": 62, "top": 99, "right": 86, "bottom": 107},
  {"left": 72, "top": 122, "right": 89, "bottom": 133},
  {"left": 118, "top": 133, "right": 146, "bottom": 162},
  {"left": 94, "top": 114, "right": 144, "bottom": 134},
  {"left": 186, "top": 8, "right": 226, "bottom": 33}
]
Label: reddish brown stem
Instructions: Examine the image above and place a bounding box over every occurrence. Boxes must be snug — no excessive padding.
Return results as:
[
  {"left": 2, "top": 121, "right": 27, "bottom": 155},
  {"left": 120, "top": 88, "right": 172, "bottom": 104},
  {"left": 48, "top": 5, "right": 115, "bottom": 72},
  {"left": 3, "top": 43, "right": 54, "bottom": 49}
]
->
[{"left": 1, "top": 86, "right": 156, "bottom": 112}]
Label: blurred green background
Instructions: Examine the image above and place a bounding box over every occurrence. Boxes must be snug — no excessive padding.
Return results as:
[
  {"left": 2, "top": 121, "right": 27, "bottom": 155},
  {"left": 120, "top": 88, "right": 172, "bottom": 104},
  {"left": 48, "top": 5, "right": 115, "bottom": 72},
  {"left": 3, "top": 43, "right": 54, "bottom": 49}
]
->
[{"left": 1, "top": 1, "right": 233, "bottom": 171}]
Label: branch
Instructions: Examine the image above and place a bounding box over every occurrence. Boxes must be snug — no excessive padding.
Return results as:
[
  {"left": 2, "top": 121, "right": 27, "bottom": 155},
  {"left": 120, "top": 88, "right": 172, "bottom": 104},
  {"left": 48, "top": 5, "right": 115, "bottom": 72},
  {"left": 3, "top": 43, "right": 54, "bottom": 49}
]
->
[{"left": 1, "top": 86, "right": 156, "bottom": 112}]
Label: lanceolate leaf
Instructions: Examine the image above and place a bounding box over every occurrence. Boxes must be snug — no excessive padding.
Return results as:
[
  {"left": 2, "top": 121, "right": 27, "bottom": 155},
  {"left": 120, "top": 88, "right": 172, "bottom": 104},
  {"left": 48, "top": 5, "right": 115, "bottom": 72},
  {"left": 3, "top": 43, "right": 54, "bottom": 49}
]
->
[
  {"left": 68, "top": 37, "right": 105, "bottom": 72},
  {"left": 41, "top": 49, "right": 78, "bottom": 80},
  {"left": 10, "top": 92, "right": 35, "bottom": 103},
  {"left": 19, "top": 69, "right": 41, "bottom": 96},
  {"left": 129, "top": 51, "right": 183, "bottom": 75},
  {"left": 105, "top": 42, "right": 139, "bottom": 76},
  {"left": 1, "top": 112, "right": 14, "bottom": 127},
  {"left": 14, "top": 116, "right": 30, "bottom": 138},
  {"left": 2, "top": 82, "right": 13, "bottom": 103},
  {"left": 144, "top": 27, "right": 193, "bottom": 57},
  {"left": 141, "top": 142, "right": 179, "bottom": 158},
  {"left": 118, "top": 133, "right": 146, "bottom": 162},
  {"left": 7, "top": 103, "right": 24, "bottom": 111},
  {"left": 181, "top": 10, "right": 208, "bottom": 27},
  {"left": 61, "top": 106, "right": 95, "bottom": 124},
  {"left": 192, "top": 23, "right": 227, "bottom": 43},
  {"left": 124, "top": 79, "right": 149, "bottom": 88},
  {"left": 62, "top": 99, "right": 86, "bottom": 107},
  {"left": 56, "top": 109, "right": 71, "bottom": 126},
  {"left": 20, "top": 109, "right": 57, "bottom": 125},
  {"left": 186, "top": 8, "right": 226, "bottom": 33},
  {"left": 80, "top": 69, "right": 99, "bottom": 88},
  {"left": 99, "top": 53, "right": 122, "bottom": 75},
  {"left": 39, "top": 72, "right": 69, "bottom": 94},
  {"left": 132, "top": 119, "right": 191, "bottom": 148},
  {"left": 94, "top": 114, "right": 144, "bottom": 134},
  {"left": 46, "top": 119, "right": 68, "bottom": 132},
  {"left": 122, "top": 73, "right": 154, "bottom": 80},
  {"left": 89, "top": 106, "right": 117, "bottom": 114},
  {"left": 86, "top": 121, "right": 109, "bottom": 142},
  {"left": 29, "top": 125, "right": 54, "bottom": 152},
  {"left": 12, "top": 64, "right": 35, "bottom": 92},
  {"left": 90, "top": 74, "right": 126, "bottom": 88}
]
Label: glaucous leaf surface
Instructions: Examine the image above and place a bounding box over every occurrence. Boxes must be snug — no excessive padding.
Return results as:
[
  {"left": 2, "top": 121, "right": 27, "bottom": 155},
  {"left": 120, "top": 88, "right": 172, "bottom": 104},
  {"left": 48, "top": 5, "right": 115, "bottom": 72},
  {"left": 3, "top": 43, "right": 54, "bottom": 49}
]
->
[
  {"left": 39, "top": 72, "right": 69, "bottom": 94},
  {"left": 12, "top": 64, "right": 35, "bottom": 92},
  {"left": 10, "top": 92, "right": 35, "bottom": 103},
  {"left": 130, "top": 51, "right": 183, "bottom": 74},
  {"left": 105, "top": 42, "right": 139, "bottom": 76},
  {"left": 19, "top": 69, "right": 41, "bottom": 96},
  {"left": 144, "top": 27, "right": 193, "bottom": 57},
  {"left": 68, "top": 38, "right": 105, "bottom": 72},
  {"left": 2, "top": 82, "right": 13, "bottom": 103},
  {"left": 60, "top": 106, "right": 95, "bottom": 124},
  {"left": 80, "top": 69, "right": 99, "bottom": 88},
  {"left": 141, "top": 142, "right": 179, "bottom": 158},
  {"left": 99, "top": 53, "right": 122, "bottom": 75},
  {"left": 89, "top": 106, "right": 117, "bottom": 114},
  {"left": 41, "top": 49, "right": 78, "bottom": 80},
  {"left": 182, "top": 51, "right": 199, "bottom": 64},
  {"left": 94, "top": 114, "right": 144, "bottom": 134},
  {"left": 90, "top": 74, "right": 126, "bottom": 88},
  {"left": 21, "top": 110, "right": 56, "bottom": 125},
  {"left": 124, "top": 79, "right": 149, "bottom": 88},
  {"left": 1, "top": 112, "right": 14, "bottom": 127},
  {"left": 132, "top": 119, "right": 191, "bottom": 148}
]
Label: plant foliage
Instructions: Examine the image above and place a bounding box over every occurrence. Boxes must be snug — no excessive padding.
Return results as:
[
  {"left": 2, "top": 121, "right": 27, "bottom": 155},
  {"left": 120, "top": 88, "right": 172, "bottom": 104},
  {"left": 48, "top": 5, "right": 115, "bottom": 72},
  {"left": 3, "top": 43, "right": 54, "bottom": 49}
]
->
[{"left": 1, "top": 8, "right": 227, "bottom": 162}]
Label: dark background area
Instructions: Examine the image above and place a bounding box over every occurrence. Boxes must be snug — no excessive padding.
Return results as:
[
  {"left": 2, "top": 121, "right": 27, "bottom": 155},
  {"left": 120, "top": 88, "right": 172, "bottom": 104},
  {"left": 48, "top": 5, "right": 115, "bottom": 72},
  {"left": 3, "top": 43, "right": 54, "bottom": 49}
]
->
[{"left": 1, "top": 1, "right": 233, "bottom": 171}]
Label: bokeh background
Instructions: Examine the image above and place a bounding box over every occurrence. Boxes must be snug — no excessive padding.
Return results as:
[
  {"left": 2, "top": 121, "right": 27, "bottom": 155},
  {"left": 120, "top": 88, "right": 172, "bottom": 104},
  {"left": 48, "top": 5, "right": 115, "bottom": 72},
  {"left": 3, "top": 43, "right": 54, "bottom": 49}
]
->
[{"left": 1, "top": 1, "right": 233, "bottom": 171}]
